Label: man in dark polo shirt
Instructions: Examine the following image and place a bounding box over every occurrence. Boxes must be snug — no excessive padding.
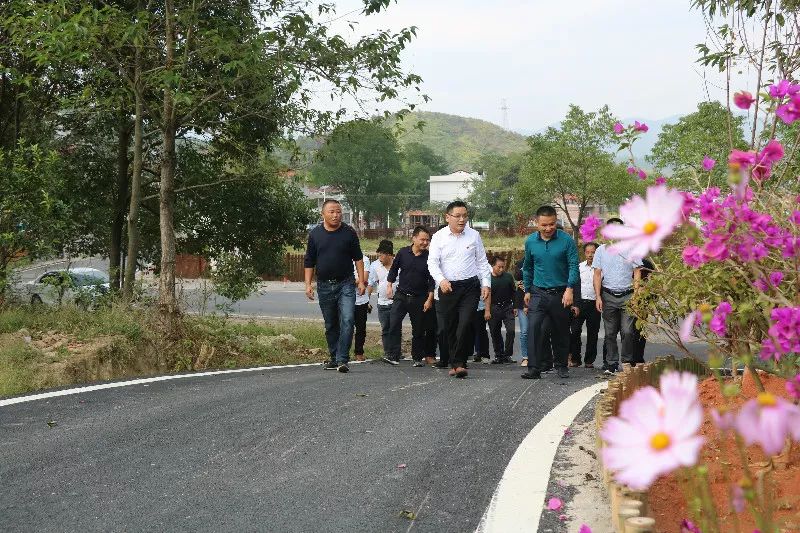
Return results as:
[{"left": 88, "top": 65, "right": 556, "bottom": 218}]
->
[
  {"left": 488, "top": 255, "right": 516, "bottom": 364},
  {"left": 385, "top": 226, "right": 436, "bottom": 367},
  {"left": 304, "top": 199, "right": 366, "bottom": 373},
  {"left": 521, "top": 205, "right": 579, "bottom": 380}
]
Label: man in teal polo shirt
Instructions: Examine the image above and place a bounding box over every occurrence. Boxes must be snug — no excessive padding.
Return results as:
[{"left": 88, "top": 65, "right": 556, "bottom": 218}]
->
[{"left": 521, "top": 205, "right": 580, "bottom": 379}]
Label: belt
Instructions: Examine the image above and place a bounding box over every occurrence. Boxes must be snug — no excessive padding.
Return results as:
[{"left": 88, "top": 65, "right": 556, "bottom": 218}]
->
[
  {"left": 492, "top": 300, "right": 513, "bottom": 308},
  {"left": 318, "top": 277, "right": 350, "bottom": 284},
  {"left": 533, "top": 285, "right": 567, "bottom": 294},
  {"left": 450, "top": 276, "right": 479, "bottom": 286},
  {"left": 602, "top": 287, "right": 633, "bottom": 298}
]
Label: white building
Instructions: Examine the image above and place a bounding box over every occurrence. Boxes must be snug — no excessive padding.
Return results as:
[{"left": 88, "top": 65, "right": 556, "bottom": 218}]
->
[{"left": 428, "top": 170, "right": 481, "bottom": 204}]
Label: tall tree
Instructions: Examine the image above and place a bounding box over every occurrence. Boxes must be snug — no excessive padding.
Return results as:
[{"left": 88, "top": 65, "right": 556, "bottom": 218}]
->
[
  {"left": 648, "top": 102, "right": 747, "bottom": 192},
  {"left": 468, "top": 152, "right": 524, "bottom": 230},
  {"left": 513, "top": 105, "right": 636, "bottom": 235},
  {"left": 400, "top": 142, "right": 449, "bottom": 209}
]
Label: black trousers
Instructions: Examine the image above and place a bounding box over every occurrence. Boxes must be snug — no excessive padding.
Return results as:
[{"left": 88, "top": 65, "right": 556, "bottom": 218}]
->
[
  {"left": 631, "top": 322, "right": 647, "bottom": 364},
  {"left": 438, "top": 277, "right": 480, "bottom": 368},
  {"left": 425, "top": 300, "right": 438, "bottom": 357},
  {"left": 473, "top": 310, "right": 489, "bottom": 357},
  {"left": 388, "top": 292, "right": 435, "bottom": 360},
  {"left": 569, "top": 299, "right": 601, "bottom": 365},
  {"left": 354, "top": 303, "right": 368, "bottom": 356},
  {"left": 436, "top": 298, "right": 449, "bottom": 364},
  {"left": 527, "top": 287, "right": 571, "bottom": 371},
  {"left": 488, "top": 303, "right": 515, "bottom": 358}
]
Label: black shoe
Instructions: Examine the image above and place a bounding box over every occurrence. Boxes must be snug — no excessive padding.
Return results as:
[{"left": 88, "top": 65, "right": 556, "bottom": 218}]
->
[
  {"left": 324, "top": 360, "right": 338, "bottom": 370},
  {"left": 490, "top": 358, "right": 503, "bottom": 364},
  {"left": 382, "top": 356, "right": 400, "bottom": 366},
  {"left": 502, "top": 357, "right": 513, "bottom": 364},
  {"left": 521, "top": 369, "right": 541, "bottom": 379},
  {"left": 542, "top": 366, "right": 554, "bottom": 374},
  {"left": 434, "top": 361, "right": 449, "bottom": 368},
  {"left": 556, "top": 367, "right": 569, "bottom": 379},
  {"left": 412, "top": 360, "right": 424, "bottom": 367},
  {"left": 337, "top": 363, "right": 349, "bottom": 373},
  {"left": 473, "top": 355, "right": 482, "bottom": 363},
  {"left": 604, "top": 364, "right": 619, "bottom": 375}
]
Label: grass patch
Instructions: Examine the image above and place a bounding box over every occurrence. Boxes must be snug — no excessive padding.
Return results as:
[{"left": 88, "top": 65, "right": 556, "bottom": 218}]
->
[{"left": 0, "top": 306, "right": 385, "bottom": 398}]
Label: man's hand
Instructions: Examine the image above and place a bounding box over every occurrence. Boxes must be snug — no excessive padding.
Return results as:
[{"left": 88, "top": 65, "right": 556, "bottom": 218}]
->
[
  {"left": 423, "top": 298, "right": 433, "bottom": 312},
  {"left": 481, "top": 286, "right": 490, "bottom": 301},
  {"left": 524, "top": 292, "right": 531, "bottom": 307},
  {"left": 513, "top": 308, "right": 518, "bottom": 317},
  {"left": 484, "top": 309, "right": 491, "bottom": 321},
  {"left": 523, "top": 307, "right": 528, "bottom": 315},
  {"left": 305, "top": 284, "right": 315, "bottom": 301},
  {"left": 596, "top": 299, "right": 603, "bottom": 313},
  {"left": 562, "top": 287, "right": 573, "bottom": 308},
  {"left": 357, "top": 280, "right": 366, "bottom": 296},
  {"left": 386, "top": 283, "right": 394, "bottom": 299},
  {"left": 439, "top": 280, "right": 452, "bottom": 294},
  {"left": 571, "top": 306, "right": 580, "bottom": 317}
]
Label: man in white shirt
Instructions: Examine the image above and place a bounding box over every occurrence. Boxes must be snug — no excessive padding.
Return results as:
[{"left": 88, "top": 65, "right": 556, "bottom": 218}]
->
[
  {"left": 427, "top": 201, "right": 492, "bottom": 378},
  {"left": 353, "top": 253, "right": 371, "bottom": 361},
  {"left": 367, "top": 240, "right": 395, "bottom": 359},
  {"left": 569, "top": 242, "right": 601, "bottom": 368}
]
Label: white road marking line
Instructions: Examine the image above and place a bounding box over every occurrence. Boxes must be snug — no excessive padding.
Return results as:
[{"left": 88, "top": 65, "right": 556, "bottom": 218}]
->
[
  {"left": 476, "top": 381, "right": 607, "bottom": 533},
  {"left": 0, "top": 361, "right": 368, "bottom": 408}
]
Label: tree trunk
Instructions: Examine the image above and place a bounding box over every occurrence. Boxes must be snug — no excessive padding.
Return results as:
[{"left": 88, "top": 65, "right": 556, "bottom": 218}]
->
[
  {"left": 158, "top": 0, "right": 179, "bottom": 333},
  {"left": 123, "top": 36, "right": 144, "bottom": 302},
  {"left": 110, "top": 109, "right": 131, "bottom": 291}
]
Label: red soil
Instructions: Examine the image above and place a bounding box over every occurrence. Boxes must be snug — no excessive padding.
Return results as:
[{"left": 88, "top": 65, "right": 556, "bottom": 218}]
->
[{"left": 648, "top": 370, "right": 800, "bottom": 533}]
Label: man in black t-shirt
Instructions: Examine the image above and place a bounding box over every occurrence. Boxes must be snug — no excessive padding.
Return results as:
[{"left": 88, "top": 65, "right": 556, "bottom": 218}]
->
[
  {"left": 488, "top": 256, "right": 516, "bottom": 364},
  {"left": 304, "top": 199, "right": 366, "bottom": 373}
]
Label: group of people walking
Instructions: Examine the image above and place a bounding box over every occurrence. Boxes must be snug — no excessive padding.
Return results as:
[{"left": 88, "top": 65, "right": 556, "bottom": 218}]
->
[{"left": 304, "top": 199, "right": 648, "bottom": 378}]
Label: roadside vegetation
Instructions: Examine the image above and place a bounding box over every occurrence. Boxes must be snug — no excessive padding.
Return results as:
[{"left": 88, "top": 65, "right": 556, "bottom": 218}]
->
[{"left": 0, "top": 305, "right": 384, "bottom": 398}]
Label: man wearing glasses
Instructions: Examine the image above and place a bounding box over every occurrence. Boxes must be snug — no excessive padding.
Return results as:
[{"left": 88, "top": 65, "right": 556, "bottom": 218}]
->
[{"left": 427, "top": 201, "right": 492, "bottom": 378}]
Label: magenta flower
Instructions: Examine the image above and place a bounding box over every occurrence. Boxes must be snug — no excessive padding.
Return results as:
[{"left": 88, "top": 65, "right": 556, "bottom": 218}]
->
[
  {"left": 601, "top": 372, "right": 704, "bottom": 490},
  {"left": 702, "top": 156, "right": 716, "bottom": 171},
  {"left": 786, "top": 374, "right": 800, "bottom": 401},
  {"left": 735, "top": 392, "right": 800, "bottom": 455},
  {"left": 776, "top": 94, "right": 800, "bottom": 124},
  {"left": 580, "top": 215, "right": 602, "bottom": 242},
  {"left": 768, "top": 79, "right": 800, "bottom": 99},
  {"left": 709, "top": 301, "right": 732, "bottom": 336},
  {"left": 759, "top": 306, "right": 800, "bottom": 361},
  {"left": 613, "top": 122, "right": 625, "bottom": 134},
  {"left": 790, "top": 210, "right": 800, "bottom": 225},
  {"left": 578, "top": 526, "right": 592, "bottom": 533},
  {"left": 633, "top": 120, "right": 649, "bottom": 133},
  {"left": 655, "top": 176, "right": 667, "bottom": 185},
  {"left": 547, "top": 497, "right": 562, "bottom": 510},
  {"left": 626, "top": 166, "right": 636, "bottom": 175},
  {"left": 728, "top": 149, "right": 757, "bottom": 169},
  {"left": 681, "top": 246, "right": 705, "bottom": 268},
  {"left": 681, "top": 519, "right": 702, "bottom": 533},
  {"left": 759, "top": 139, "right": 784, "bottom": 163},
  {"left": 638, "top": 169, "right": 648, "bottom": 180},
  {"left": 733, "top": 90, "right": 756, "bottom": 109},
  {"left": 602, "top": 185, "right": 685, "bottom": 260}
]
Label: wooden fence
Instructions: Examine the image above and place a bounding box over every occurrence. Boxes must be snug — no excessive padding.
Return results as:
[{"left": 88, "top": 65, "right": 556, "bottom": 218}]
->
[{"left": 175, "top": 249, "right": 525, "bottom": 281}]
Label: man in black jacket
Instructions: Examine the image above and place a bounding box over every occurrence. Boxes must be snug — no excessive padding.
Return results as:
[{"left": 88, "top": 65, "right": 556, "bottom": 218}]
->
[{"left": 304, "top": 200, "right": 366, "bottom": 373}]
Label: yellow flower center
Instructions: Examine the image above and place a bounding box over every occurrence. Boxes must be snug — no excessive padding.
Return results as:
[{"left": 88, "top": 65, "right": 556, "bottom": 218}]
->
[
  {"left": 757, "top": 392, "right": 777, "bottom": 407},
  {"left": 650, "top": 432, "right": 671, "bottom": 451},
  {"left": 642, "top": 221, "right": 658, "bottom": 235},
  {"left": 698, "top": 303, "right": 712, "bottom": 313}
]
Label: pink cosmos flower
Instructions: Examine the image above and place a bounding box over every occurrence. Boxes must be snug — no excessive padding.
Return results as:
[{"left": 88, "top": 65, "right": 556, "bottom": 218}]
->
[
  {"left": 601, "top": 185, "right": 685, "bottom": 260},
  {"left": 600, "top": 372, "right": 704, "bottom": 490},
  {"left": 733, "top": 90, "right": 756, "bottom": 109},
  {"left": 578, "top": 526, "right": 592, "bottom": 533},
  {"left": 655, "top": 175, "right": 667, "bottom": 185},
  {"left": 711, "top": 408, "right": 735, "bottom": 431},
  {"left": 768, "top": 79, "right": 800, "bottom": 99},
  {"left": 735, "top": 392, "right": 800, "bottom": 455},
  {"left": 547, "top": 497, "right": 562, "bottom": 511},
  {"left": 633, "top": 120, "right": 649, "bottom": 133},
  {"left": 709, "top": 301, "right": 732, "bottom": 336},
  {"left": 786, "top": 374, "right": 800, "bottom": 401},
  {"left": 580, "top": 215, "right": 602, "bottom": 242},
  {"left": 702, "top": 156, "right": 716, "bottom": 171},
  {"left": 728, "top": 149, "right": 757, "bottom": 169},
  {"left": 776, "top": 94, "right": 800, "bottom": 124},
  {"left": 679, "top": 311, "right": 700, "bottom": 342},
  {"left": 614, "top": 122, "right": 625, "bottom": 134},
  {"left": 681, "top": 519, "right": 702, "bottom": 533}
]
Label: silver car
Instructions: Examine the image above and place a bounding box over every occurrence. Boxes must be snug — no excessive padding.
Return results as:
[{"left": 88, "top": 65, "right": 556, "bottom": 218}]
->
[{"left": 27, "top": 267, "right": 110, "bottom": 307}]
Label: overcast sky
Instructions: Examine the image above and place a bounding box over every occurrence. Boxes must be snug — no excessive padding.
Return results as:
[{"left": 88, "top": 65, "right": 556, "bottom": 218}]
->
[{"left": 328, "top": 0, "right": 755, "bottom": 132}]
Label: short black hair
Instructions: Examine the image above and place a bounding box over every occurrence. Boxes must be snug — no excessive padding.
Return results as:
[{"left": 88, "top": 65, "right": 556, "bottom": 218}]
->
[
  {"left": 376, "top": 239, "right": 393, "bottom": 254},
  {"left": 583, "top": 241, "right": 599, "bottom": 251},
  {"left": 412, "top": 225, "right": 431, "bottom": 237},
  {"left": 321, "top": 199, "right": 340, "bottom": 210},
  {"left": 535, "top": 205, "right": 557, "bottom": 218},
  {"left": 446, "top": 200, "right": 468, "bottom": 214},
  {"left": 490, "top": 255, "right": 506, "bottom": 266},
  {"left": 606, "top": 217, "right": 624, "bottom": 225}
]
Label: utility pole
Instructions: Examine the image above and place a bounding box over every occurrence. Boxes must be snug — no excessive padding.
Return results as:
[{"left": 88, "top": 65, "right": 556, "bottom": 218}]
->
[{"left": 500, "top": 99, "right": 509, "bottom": 130}]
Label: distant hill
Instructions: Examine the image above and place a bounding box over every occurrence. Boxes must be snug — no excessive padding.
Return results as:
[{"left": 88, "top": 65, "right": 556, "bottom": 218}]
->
[{"left": 390, "top": 111, "right": 529, "bottom": 171}]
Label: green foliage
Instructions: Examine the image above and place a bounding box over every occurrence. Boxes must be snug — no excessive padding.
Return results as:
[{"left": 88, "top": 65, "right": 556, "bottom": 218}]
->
[
  {"left": 400, "top": 142, "right": 449, "bottom": 208},
  {"left": 312, "top": 120, "right": 407, "bottom": 221},
  {"left": 468, "top": 152, "right": 525, "bottom": 229},
  {"left": 514, "top": 105, "right": 638, "bottom": 234},
  {"left": 392, "top": 111, "right": 528, "bottom": 170},
  {"left": 648, "top": 102, "right": 747, "bottom": 192},
  {"left": 210, "top": 252, "right": 262, "bottom": 305}
]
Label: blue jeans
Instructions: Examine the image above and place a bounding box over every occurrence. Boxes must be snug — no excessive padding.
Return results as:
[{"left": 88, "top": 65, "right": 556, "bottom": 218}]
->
[
  {"left": 317, "top": 279, "right": 356, "bottom": 364},
  {"left": 377, "top": 303, "right": 393, "bottom": 355},
  {"left": 517, "top": 308, "right": 528, "bottom": 359}
]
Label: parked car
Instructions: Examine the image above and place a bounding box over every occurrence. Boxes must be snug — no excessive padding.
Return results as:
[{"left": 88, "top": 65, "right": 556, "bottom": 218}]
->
[{"left": 27, "top": 267, "right": 110, "bottom": 308}]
